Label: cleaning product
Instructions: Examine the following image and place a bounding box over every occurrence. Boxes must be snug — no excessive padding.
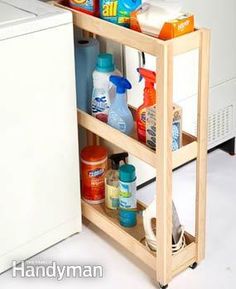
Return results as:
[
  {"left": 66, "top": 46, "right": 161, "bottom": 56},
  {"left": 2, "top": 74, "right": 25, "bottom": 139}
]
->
[
  {"left": 108, "top": 75, "right": 134, "bottom": 135},
  {"left": 80, "top": 145, "right": 108, "bottom": 204},
  {"left": 146, "top": 104, "right": 182, "bottom": 150},
  {"left": 136, "top": 68, "right": 156, "bottom": 143},
  {"left": 75, "top": 38, "right": 100, "bottom": 113},
  {"left": 130, "top": 0, "right": 194, "bottom": 40},
  {"left": 91, "top": 53, "right": 121, "bottom": 122},
  {"left": 105, "top": 152, "right": 128, "bottom": 217},
  {"left": 69, "top": 0, "right": 100, "bottom": 16},
  {"left": 100, "top": 0, "right": 141, "bottom": 27},
  {"left": 119, "top": 164, "right": 137, "bottom": 227}
]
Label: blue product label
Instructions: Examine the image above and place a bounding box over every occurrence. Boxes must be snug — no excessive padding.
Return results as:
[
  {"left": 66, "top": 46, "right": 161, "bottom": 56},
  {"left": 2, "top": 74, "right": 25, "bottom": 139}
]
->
[
  {"left": 172, "top": 122, "right": 181, "bottom": 151},
  {"left": 91, "top": 89, "right": 110, "bottom": 115},
  {"left": 88, "top": 168, "right": 104, "bottom": 178},
  {"left": 70, "top": 0, "right": 95, "bottom": 12},
  {"left": 119, "top": 180, "right": 136, "bottom": 210}
]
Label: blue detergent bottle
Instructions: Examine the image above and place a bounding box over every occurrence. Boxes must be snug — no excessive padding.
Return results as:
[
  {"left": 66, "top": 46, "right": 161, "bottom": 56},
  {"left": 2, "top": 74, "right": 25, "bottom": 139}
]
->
[
  {"left": 119, "top": 164, "right": 137, "bottom": 227},
  {"left": 108, "top": 76, "right": 134, "bottom": 135}
]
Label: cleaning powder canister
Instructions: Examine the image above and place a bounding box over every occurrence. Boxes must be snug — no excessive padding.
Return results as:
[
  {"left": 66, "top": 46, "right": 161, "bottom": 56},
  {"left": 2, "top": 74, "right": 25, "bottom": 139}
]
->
[
  {"left": 80, "top": 145, "right": 108, "bottom": 204},
  {"left": 119, "top": 164, "right": 137, "bottom": 227},
  {"left": 75, "top": 38, "right": 99, "bottom": 113}
]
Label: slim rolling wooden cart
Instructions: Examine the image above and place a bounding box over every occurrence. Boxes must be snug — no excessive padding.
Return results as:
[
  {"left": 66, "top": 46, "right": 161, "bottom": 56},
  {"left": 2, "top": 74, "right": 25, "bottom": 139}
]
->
[{"left": 55, "top": 2, "right": 210, "bottom": 287}]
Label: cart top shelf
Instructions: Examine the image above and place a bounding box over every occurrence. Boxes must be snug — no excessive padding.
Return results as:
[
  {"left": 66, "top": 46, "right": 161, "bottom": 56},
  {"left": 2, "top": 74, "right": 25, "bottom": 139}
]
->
[{"left": 55, "top": 1, "right": 202, "bottom": 56}]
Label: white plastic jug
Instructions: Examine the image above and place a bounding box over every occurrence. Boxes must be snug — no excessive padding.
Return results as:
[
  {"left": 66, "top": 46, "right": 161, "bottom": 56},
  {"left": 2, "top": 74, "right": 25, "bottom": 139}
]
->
[{"left": 143, "top": 198, "right": 186, "bottom": 253}]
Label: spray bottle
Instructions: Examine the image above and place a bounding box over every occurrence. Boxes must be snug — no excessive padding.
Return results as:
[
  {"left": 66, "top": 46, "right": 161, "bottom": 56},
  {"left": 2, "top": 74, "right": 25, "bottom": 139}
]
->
[
  {"left": 105, "top": 152, "right": 128, "bottom": 217},
  {"left": 136, "top": 68, "right": 157, "bottom": 143},
  {"left": 108, "top": 76, "right": 134, "bottom": 135}
]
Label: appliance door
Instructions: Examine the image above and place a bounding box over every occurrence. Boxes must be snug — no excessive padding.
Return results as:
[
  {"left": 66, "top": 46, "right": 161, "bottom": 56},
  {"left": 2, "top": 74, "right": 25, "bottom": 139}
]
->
[{"left": 0, "top": 23, "right": 81, "bottom": 273}]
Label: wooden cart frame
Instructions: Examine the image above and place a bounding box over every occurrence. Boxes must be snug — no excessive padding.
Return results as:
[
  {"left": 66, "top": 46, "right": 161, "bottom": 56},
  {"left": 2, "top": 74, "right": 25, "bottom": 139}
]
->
[{"left": 55, "top": 2, "right": 210, "bottom": 287}]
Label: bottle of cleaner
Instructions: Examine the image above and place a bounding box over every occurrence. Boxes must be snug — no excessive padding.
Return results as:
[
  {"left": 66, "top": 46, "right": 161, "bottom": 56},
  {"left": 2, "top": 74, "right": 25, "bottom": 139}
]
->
[
  {"left": 136, "top": 68, "right": 156, "bottom": 143},
  {"left": 108, "top": 75, "right": 133, "bottom": 135},
  {"left": 100, "top": 0, "right": 142, "bottom": 27},
  {"left": 119, "top": 164, "right": 137, "bottom": 227},
  {"left": 105, "top": 152, "right": 128, "bottom": 217},
  {"left": 69, "top": 0, "right": 100, "bottom": 16},
  {"left": 91, "top": 53, "right": 121, "bottom": 123}
]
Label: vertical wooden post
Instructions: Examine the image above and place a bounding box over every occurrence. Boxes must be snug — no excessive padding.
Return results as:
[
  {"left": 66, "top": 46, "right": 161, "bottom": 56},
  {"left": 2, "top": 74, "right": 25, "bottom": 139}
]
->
[
  {"left": 156, "top": 43, "right": 174, "bottom": 286},
  {"left": 195, "top": 29, "right": 210, "bottom": 262}
]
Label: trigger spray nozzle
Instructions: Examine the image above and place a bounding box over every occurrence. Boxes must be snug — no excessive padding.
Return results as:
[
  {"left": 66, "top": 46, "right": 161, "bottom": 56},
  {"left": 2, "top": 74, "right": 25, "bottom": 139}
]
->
[
  {"left": 109, "top": 152, "right": 129, "bottom": 170},
  {"left": 109, "top": 75, "right": 132, "bottom": 94},
  {"left": 137, "top": 67, "right": 156, "bottom": 88}
]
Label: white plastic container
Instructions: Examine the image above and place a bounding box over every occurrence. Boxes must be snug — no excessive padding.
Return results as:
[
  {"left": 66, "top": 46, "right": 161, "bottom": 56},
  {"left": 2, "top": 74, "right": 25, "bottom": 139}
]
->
[{"left": 91, "top": 53, "right": 121, "bottom": 123}]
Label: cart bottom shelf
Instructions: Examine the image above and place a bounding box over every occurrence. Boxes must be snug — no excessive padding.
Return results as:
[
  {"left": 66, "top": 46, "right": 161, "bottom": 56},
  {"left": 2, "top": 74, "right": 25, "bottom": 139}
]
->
[{"left": 82, "top": 200, "right": 197, "bottom": 277}]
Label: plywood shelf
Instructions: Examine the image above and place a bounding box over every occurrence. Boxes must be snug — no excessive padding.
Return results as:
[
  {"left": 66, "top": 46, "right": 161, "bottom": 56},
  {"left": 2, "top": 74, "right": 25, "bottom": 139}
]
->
[
  {"left": 82, "top": 199, "right": 196, "bottom": 274},
  {"left": 78, "top": 109, "right": 197, "bottom": 169},
  {"left": 53, "top": 1, "right": 210, "bottom": 286}
]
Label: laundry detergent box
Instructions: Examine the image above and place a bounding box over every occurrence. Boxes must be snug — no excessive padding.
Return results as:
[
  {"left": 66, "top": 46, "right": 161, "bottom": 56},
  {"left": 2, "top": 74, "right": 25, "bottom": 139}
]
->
[
  {"left": 146, "top": 104, "right": 182, "bottom": 151},
  {"left": 100, "top": 0, "right": 141, "bottom": 27}
]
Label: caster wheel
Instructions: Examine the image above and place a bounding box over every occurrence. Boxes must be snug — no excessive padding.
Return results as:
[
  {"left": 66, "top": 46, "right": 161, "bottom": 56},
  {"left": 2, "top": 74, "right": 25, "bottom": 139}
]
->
[
  {"left": 159, "top": 284, "right": 168, "bottom": 289},
  {"left": 189, "top": 262, "right": 198, "bottom": 269}
]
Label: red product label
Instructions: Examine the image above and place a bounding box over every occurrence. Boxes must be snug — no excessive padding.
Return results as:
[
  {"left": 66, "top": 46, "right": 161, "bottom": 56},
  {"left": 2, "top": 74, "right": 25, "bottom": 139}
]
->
[
  {"left": 81, "top": 162, "right": 106, "bottom": 202},
  {"left": 137, "top": 108, "right": 146, "bottom": 143}
]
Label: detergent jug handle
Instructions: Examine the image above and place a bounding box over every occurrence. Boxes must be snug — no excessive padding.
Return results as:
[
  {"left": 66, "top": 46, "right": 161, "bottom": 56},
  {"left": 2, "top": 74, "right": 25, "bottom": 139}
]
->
[{"left": 143, "top": 199, "right": 157, "bottom": 245}]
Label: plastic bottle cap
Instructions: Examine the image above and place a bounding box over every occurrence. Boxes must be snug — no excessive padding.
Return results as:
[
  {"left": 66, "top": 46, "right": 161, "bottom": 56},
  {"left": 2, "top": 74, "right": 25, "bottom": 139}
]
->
[
  {"left": 119, "top": 164, "right": 136, "bottom": 182},
  {"left": 96, "top": 53, "right": 115, "bottom": 73},
  {"left": 80, "top": 145, "right": 108, "bottom": 162}
]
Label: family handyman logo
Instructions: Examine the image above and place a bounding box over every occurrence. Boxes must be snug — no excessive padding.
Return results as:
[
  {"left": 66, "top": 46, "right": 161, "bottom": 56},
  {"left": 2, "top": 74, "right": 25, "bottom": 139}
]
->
[{"left": 12, "top": 261, "right": 103, "bottom": 280}]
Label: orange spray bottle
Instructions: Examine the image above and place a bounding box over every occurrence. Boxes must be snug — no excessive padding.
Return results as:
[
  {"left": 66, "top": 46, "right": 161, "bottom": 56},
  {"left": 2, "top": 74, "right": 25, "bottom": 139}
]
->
[{"left": 136, "top": 68, "right": 157, "bottom": 143}]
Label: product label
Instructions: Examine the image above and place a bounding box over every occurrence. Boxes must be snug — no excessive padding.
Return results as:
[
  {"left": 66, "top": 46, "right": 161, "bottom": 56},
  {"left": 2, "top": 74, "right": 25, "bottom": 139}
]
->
[
  {"left": 91, "top": 89, "right": 110, "bottom": 122},
  {"left": 146, "top": 105, "right": 182, "bottom": 151},
  {"left": 140, "top": 110, "right": 146, "bottom": 123},
  {"left": 70, "top": 0, "right": 95, "bottom": 12},
  {"left": 88, "top": 168, "right": 104, "bottom": 178},
  {"left": 102, "top": 0, "right": 118, "bottom": 17},
  {"left": 119, "top": 181, "right": 136, "bottom": 210},
  {"left": 81, "top": 162, "right": 106, "bottom": 202},
  {"left": 105, "top": 184, "right": 120, "bottom": 210},
  {"left": 101, "top": 0, "right": 131, "bottom": 26},
  {"left": 108, "top": 111, "right": 127, "bottom": 133}
]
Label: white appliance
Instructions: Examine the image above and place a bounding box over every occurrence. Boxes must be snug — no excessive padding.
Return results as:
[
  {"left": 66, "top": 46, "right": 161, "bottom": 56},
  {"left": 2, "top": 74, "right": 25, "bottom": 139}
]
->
[
  {"left": 0, "top": 0, "right": 81, "bottom": 273},
  {"left": 125, "top": 0, "right": 236, "bottom": 185}
]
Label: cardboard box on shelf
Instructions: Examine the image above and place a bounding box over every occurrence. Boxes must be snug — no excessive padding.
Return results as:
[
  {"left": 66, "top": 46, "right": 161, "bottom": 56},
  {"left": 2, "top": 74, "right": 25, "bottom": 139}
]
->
[{"left": 146, "top": 104, "right": 182, "bottom": 151}]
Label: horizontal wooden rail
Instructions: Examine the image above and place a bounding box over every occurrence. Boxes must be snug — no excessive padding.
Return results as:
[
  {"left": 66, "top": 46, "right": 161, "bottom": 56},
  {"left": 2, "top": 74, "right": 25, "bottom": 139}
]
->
[
  {"left": 82, "top": 200, "right": 196, "bottom": 274},
  {"left": 77, "top": 109, "right": 197, "bottom": 169},
  {"left": 82, "top": 200, "right": 156, "bottom": 270}
]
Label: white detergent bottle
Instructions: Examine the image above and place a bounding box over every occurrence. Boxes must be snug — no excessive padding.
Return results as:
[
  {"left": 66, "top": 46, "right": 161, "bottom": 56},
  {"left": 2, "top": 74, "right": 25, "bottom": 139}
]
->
[
  {"left": 108, "top": 76, "right": 134, "bottom": 135},
  {"left": 91, "top": 53, "right": 121, "bottom": 123}
]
